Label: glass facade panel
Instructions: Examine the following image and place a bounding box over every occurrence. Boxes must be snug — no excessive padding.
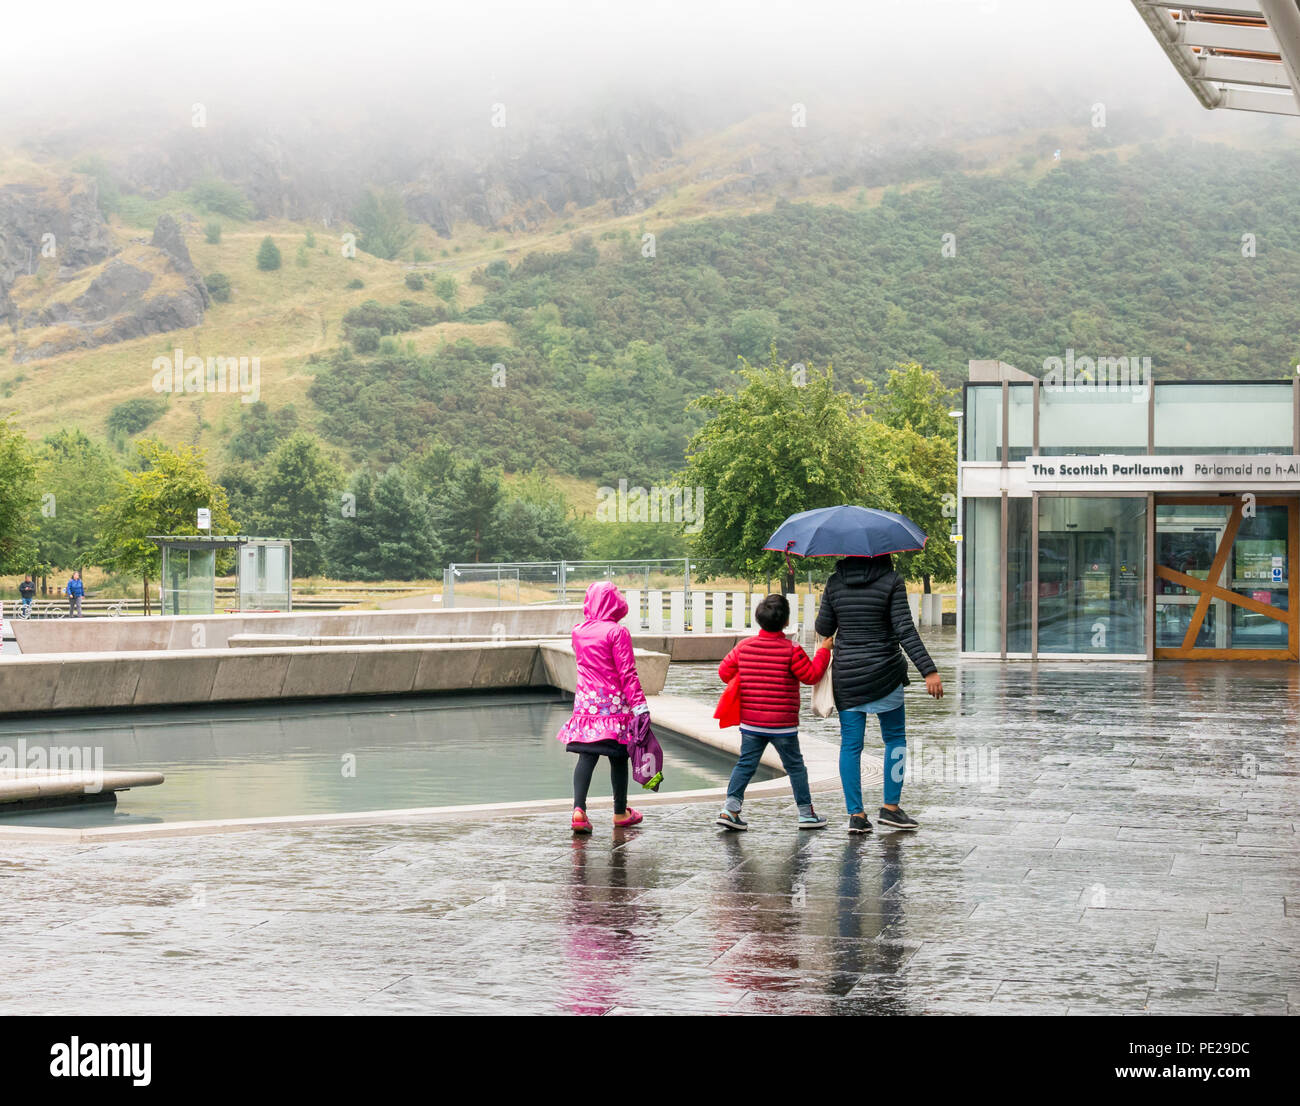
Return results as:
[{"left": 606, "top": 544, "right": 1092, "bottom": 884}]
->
[
  {"left": 1228, "top": 506, "right": 1289, "bottom": 650},
  {"left": 963, "top": 497, "right": 1002, "bottom": 652},
  {"left": 1155, "top": 503, "right": 1229, "bottom": 648},
  {"left": 1007, "top": 497, "right": 1033, "bottom": 651},
  {"left": 1037, "top": 497, "right": 1147, "bottom": 654},
  {"left": 1007, "top": 384, "right": 1034, "bottom": 462},
  {"left": 1037, "top": 387, "right": 1148, "bottom": 456},
  {"left": 1154, "top": 383, "right": 1293, "bottom": 455},
  {"left": 162, "top": 548, "right": 216, "bottom": 616},
  {"left": 967, "top": 386, "right": 1002, "bottom": 462}
]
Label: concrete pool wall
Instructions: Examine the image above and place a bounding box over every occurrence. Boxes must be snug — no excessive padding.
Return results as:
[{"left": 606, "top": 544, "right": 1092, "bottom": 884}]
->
[
  {"left": 10, "top": 604, "right": 584, "bottom": 654},
  {"left": 0, "top": 640, "right": 670, "bottom": 718}
]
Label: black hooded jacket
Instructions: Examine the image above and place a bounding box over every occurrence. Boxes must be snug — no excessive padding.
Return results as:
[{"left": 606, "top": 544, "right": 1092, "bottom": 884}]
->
[{"left": 814, "top": 555, "right": 937, "bottom": 710}]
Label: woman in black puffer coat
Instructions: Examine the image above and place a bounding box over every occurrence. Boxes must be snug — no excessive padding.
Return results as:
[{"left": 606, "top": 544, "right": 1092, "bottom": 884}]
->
[{"left": 815, "top": 554, "right": 943, "bottom": 834}]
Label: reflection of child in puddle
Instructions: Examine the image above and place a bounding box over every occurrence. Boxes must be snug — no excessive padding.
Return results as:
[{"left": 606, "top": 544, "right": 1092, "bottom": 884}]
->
[{"left": 561, "top": 840, "right": 644, "bottom": 1015}]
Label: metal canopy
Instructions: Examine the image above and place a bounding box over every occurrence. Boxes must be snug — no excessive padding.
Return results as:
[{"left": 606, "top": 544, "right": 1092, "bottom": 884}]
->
[{"left": 1130, "top": 2, "right": 1300, "bottom": 116}]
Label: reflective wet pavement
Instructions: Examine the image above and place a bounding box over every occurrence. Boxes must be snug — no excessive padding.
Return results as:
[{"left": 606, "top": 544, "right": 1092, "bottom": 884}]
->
[{"left": 1, "top": 629, "right": 1296, "bottom": 1015}]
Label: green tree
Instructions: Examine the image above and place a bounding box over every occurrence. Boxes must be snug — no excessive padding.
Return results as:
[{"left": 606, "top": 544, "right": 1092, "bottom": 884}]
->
[
  {"left": 433, "top": 276, "right": 458, "bottom": 302},
  {"left": 205, "top": 272, "right": 231, "bottom": 302},
  {"left": 322, "top": 468, "right": 439, "bottom": 580},
  {"left": 0, "top": 416, "right": 38, "bottom": 574},
  {"left": 33, "top": 429, "right": 123, "bottom": 570},
  {"left": 191, "top": 177, "right": 252, "bottom": 220},
  {"left": 351, "top": 189, "right": 415, "bottom": 261},
  {"left": 436, "top": 460, "right": 502, "bottom": 563},
  {"left": 860, "top": 420, "right": 956, "bottom": 592},
  {"left": 863, "top": 361, "right": 959, "bottom": 441},
  {"left": 91, "top": 439, "right": 236, "bottom": 613},
  {"left": 680, "top": 351, "right": 891, "bottom": 580},
  {"left": 249, "top": 433, "right": 344, "bottom": 576},
  {"left": 861, "top": 363, "right": 959, "bottom": 591},
  {"left": 227, "top": 402, "right": 297, "bottom": 462},
  {"left": 491, "top": 472, "right": 585, "bottom": 562},
  {"left": 256, "top": 236, "right": 282, "bottom": 271},
  {"left": 204, "top": 221, "right": 222, "bottom": 244}
]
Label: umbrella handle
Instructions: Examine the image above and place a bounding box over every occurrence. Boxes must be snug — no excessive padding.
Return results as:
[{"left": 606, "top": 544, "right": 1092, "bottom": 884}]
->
[{"left": 784, "top": 539, "right": 796, "bottom": 579}]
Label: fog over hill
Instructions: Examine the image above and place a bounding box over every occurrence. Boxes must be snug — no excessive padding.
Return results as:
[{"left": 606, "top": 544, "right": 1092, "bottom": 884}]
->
[{"left": 0, "top": 0, "right": 1276, "bottom": 231}]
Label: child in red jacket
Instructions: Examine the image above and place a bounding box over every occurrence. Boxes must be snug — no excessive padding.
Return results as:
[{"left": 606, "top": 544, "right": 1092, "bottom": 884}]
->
[{"left": 715, "top": 594, "right": 831, "bottom": 831}]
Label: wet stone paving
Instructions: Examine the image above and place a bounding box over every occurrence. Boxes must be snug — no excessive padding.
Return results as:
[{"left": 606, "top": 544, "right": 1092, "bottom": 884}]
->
[{"left": 0, "top": 629, "right": 1296, "bottom": 1015}]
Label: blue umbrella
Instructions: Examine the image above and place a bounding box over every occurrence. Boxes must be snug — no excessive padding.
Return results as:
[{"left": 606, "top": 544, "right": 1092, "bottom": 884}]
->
[{"left": 764, "top": 505, "right": 927, "bottom": 560}]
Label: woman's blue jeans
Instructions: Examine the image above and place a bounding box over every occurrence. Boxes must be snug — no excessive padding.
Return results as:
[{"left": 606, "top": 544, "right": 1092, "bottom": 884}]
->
[{"left": 839, "top": 705, "right": 906, "bottom": 813}]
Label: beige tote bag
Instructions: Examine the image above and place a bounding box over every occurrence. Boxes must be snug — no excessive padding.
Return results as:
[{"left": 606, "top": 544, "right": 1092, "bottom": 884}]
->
[{"left": 811, "top": 635, "right": 835, "bottom": 718}]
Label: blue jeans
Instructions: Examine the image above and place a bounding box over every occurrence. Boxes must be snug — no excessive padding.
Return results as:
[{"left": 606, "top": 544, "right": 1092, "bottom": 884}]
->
[
  {"left": 726, "top": 728, "right": 813, "bottom": 816},
  {"left": 839, "top": 705, "right": 907, "bottom": 813}
]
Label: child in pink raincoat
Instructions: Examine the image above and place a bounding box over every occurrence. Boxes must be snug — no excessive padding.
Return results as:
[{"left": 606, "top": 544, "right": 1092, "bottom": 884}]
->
[{"left": 557, "top": 581, "right": 647, "bottom": 834}]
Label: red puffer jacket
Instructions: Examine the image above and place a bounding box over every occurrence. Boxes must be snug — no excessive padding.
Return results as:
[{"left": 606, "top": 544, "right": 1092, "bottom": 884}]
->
[{"left": 718, "top": 630, "right": 831, "bottom": 729}]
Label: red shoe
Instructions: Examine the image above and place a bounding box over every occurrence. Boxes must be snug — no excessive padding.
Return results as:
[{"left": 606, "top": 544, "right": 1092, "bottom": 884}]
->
[
  {"left": 571, "top": 808, "right": 592, "bottom": 834},
  {"left": 613, "top": 808, "right": 643, "bottom": 828}
]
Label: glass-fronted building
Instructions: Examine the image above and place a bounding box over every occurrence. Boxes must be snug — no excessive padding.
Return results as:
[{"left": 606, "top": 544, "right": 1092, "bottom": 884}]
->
[{"left": 958, "top": 362, "right": 1300, "bottom": 661}]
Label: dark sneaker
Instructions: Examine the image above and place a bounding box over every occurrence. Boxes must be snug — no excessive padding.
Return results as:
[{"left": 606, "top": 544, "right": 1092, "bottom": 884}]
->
[
  {"left": 878, "top": 806, "right": 919, "bottom": 830},
  {"left": 847, "top": 812, "right": 873, "bottom": 834},
  {"left": 797, "top": 809, "right": 828, "bottom": 830},
  {"left": 715, "top": 809, "right": 748, "bottom": 831}
]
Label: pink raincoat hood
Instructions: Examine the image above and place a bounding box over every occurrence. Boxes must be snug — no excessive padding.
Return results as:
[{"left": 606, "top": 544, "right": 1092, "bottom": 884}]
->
[{"left": 582, "top": 581, "right": 628, "bottom": 624}]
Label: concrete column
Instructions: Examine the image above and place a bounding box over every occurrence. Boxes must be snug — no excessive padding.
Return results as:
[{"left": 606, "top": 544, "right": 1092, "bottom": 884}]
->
[
  {"left": 623, "top": 589, "right": 641, "bottom": 629},
  {"left": 647, "top": 590, "right": 663, "bottom": 633},
  {"left": 691, "top": 592, "right": 707, "bottom": 634},
  {"left": 750, "top": 592, "right": 762, "bottom": 630},
  {"left": 803, "top": 594, "right": 816, "bottom": 643},
  {"left": 712, "top": 591, "right": 727, "bottom": 632},
  {"left": 731, "top": 592, "right": 746, "bottom": 632},
  {"left": 785, "top": 593, "right": 798, "bottom": 637},
  {"left": 669, "top": 591, "right": 685, "bottom": 634},
  {"left": 907, "top": 592, "right": 921, "bottom": 626}
]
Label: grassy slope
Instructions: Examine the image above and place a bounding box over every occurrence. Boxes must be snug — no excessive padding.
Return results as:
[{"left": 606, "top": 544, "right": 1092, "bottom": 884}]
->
[{"left": 1, "top": 116, "right": 1284, "bottom": 477}]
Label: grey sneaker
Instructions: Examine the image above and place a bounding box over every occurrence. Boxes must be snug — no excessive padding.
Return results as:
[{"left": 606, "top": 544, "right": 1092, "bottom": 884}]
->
[
  {"left": 848, "top": 812, "right": 873, "bottom": 834},
  {"left": 878, "top": 806, "right": 919, "bottom": 830},
  {"left": 797, "top": 809, "right": 828, "bottom": 830},
  {"left": 715, "top": 809, "right": 748, "bottom": 831}
]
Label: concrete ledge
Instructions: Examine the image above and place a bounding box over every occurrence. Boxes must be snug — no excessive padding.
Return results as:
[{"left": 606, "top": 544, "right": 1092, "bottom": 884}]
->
[
  {"left": 12, "top": 604, "right": 584, "bottom": 655},
  {"left": 538, "top": 642, "right": 668, "bottom": 696},
  {"left": 0, "top": 640, "right": 672, "bottom": 718},
  {"left": 0, "top": 768, "right": 164, "bottom": 805},
  {"left": 226, "top": 630, "right": 747, "bottom": 662}
]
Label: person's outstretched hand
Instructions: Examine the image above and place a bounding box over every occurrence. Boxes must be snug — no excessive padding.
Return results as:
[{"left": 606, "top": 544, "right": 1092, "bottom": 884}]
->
[{"left": 925, "top": 673, "right": 944, "bottom": 698}]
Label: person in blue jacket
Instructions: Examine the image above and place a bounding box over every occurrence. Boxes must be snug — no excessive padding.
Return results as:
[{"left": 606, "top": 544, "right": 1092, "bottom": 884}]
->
[{"left": 64, "top": 571, "right": 85, "bottom": 617}]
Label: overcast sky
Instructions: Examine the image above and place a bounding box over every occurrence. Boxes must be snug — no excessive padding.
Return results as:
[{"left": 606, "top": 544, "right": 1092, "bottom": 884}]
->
[{"left": 0, "top": 1, "right": 1231, "bottom": 137}]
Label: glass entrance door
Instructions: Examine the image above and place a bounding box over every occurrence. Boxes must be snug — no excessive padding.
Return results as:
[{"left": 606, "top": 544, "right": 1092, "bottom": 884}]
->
[{"left": 1154, "top": 496, "right": 1297, "bottom": 660}]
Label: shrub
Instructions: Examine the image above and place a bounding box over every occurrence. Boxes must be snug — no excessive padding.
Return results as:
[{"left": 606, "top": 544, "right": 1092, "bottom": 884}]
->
[
  {"left": 404, "top": 272, "right": 425, "bottom": 291},
  {"left": 346, "top": 277, "right": 364, "bottom": 290},
  {"left": 204, "top": 221, "right": 222, "bottom": 244},
  {"left": 304, "top": 229, "right": 316, "bottom": 248},
  {"left": 256, "top": 236, "right": 281, "bottom": 271},
  {"left": 351, "top": 326, "right": 380, "bottom": 353},
  {"left": 106, "top": 397, "right": 166, "bottom": 438},
  {"left": 205, "top": 272, "right": 231, "bottom": 302},
  {"left": 296, "top": 242, "right": 309, "bottom": 267},
  {"left": 434, "top": 275, "right": 458, "bottom": 301},
  {"left": 413, "top": 246, "right": 430, "bottom": 263},
  {"left": 191, "top": 177, "right": 253, "bottom": 220}
]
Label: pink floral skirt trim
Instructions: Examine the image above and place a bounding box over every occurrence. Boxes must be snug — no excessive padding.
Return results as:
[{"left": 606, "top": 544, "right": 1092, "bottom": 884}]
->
[{"left": 556, "top": 687, "right": 635, "bottom": 745}]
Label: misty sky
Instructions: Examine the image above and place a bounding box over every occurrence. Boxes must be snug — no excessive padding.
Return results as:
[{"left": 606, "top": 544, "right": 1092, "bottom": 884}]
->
[{"left": 1, "top": 1, "right": 1203, "bottom": 132}]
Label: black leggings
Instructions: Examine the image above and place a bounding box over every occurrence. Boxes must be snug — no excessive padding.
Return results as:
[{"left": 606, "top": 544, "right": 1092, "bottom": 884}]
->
[{"left": 573, "top": 753, "right": 629, "bottom": 815}]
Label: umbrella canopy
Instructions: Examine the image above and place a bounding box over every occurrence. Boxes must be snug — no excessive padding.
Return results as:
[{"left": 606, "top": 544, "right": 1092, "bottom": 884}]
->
[{"left": 764, "top": 505, "right": 927, "bottom": 559}]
